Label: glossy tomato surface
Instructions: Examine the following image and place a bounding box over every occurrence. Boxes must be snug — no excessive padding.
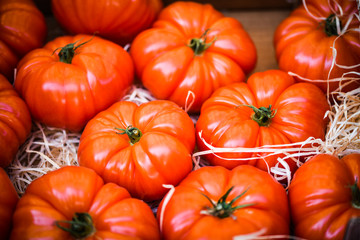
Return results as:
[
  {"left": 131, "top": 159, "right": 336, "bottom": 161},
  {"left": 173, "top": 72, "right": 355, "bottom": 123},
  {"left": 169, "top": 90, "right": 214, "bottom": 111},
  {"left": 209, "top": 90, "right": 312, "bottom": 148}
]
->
[
  {"left": 0, "top": 0, "right": 46, "bottom": 81},
  {"left": 274, "top": 0, "right": 360, "bottom": 93},
  {"left": 157, "top": 165, "right": 290, "bottom": 239},
  {"left": 130, "top": 1, "right": 257, "bottom": 112},
  {"left": 0, "top": 168, "right": 18, "bottom": 239},
  {"left": 0, "top": 74, "right": 32, "bottom": 168},
  {"left": 14, "top": 34, "right": 134, "bottom": 132},
  {"left": 78, "top": 100, "right": 195, "bottom": 201},
  {"left": 195, "top": 70, "right": 330, "bottom": 174},
  {"left": 289, "top": 153, "right": 360, "bottom": 240},
  {"left": 10, "top": 166, "right": 160, "bottom": 240},
  {"left": 51, "top": 0, "right": 163, "bottom": 46}
]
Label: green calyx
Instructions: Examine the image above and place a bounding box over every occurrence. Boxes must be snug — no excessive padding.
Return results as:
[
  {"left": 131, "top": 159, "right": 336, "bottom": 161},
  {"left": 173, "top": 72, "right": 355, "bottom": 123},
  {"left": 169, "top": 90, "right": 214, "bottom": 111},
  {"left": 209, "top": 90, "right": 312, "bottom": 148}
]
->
[
  {"left": 55, "top": 213, "right": 95, "bottom": 239},
  {"left": 324, "top": 14, "right": 342, "bottom": 37},
  {"left": 350, "top": 178, "right": 360, "bottom": 209},
  {"left": 53, "top": 36, "right": 94, "bottom": 64},
  {"left": 200, "top": 186, "right": 255, "bottom": 219},
  {"left": 241, "top": 104, "right": 277, "bottom": 127},
  {"left": 115, "top": 125, "right": 143, "bottom": 145},
  {"left": 188, "top": 29, "right": 216, "bottom": 56}
]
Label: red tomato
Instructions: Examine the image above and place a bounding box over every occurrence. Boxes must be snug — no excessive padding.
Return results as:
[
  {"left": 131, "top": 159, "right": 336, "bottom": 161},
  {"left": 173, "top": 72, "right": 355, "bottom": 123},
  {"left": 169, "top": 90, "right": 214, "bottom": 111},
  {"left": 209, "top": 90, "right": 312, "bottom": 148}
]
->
[
  {"left": 10, "top": 166, "right": 161, "bottom": 240},
  {"left": 0, "top": 0, "right": 47, "bottom": 81},
  {"left": 0, "top": 74, "right": 32, "bottom": 168},
  {"left": 0, "top": 168, "right": 18, "bottom": 239},
  {"left": 195, "top": 70, "right": 329, "bottom": 175},
  {"left": 274, "top": 0, "right": 360, "bottom": 93},
  {"left": 78, "top": 100, "right": 195, "bottom": 201},
  {"left": 51, "top": 0, "right": 163, "bottom": 46},
  {"left": 289, "top": 153, "right": 360, "bottom": 240},
  {"left": 157, "top": 165, "right": 290, "bottom": 239},
  {"left": 14, "top": 34, "right": 134, "bottom": 132},
  {"left": 130, "top": 1, "right": 257, "bottom": 112}
]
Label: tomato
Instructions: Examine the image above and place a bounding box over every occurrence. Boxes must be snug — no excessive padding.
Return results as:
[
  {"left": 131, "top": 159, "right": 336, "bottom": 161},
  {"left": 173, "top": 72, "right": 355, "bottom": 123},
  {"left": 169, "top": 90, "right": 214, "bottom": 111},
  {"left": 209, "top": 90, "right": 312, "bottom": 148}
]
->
[
  {"left": 130, "top": 1, "right": 257, "bottom": 112},
  {"left": 195, "top": 70, "right": 330, "bottom": 175},
  {"left": 78, "top": 100, "right": 195, "bottom": 201},
  {"left": 157, "top": 165, "right": 290, "bottom": 239},
  {"left": 0, "top": 0, "right": 47, "bottom": 81},
  {"left": 0, "top": 74, "right": 32, "bottom": 168},
  {"left": 289, "top": 153, "right": 360, "bottom": 240},
  {"left": 0, "top": 168, "right": 18, "bottom": 239},
  {"left": 274, "top": 0, "right": 360, "bottom": 93},
  {"left": 51, "top": 0, "right": 163, "bottom": 46},
  {"left": 10, "top": 166, "right": 160, "bottom": 240},
  {"left": 14, "top": 34, "right": 134, "bottom": 132}
]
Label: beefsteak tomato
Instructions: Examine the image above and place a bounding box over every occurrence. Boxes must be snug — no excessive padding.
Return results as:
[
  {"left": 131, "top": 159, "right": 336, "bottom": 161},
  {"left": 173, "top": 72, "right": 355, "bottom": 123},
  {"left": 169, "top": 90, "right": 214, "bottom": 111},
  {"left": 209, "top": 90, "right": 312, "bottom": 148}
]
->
[
  {"left": 51, "top": 0, "right": 163, "bottom": 46},
  {"left": 0, "top": 0, "right": 46, "bottom": 81},
  {"left": 0, "top": 74, "right": 32, "bottom": 168},
  {"left": 274, "top": 0, "right": 360, "bottom": 93},
  {"left": 10, "top": 166, "right": 160, "bottom": 240},
  {"left": 288, "top": 153, "right": 360, "bottom": 240},
  {"left": 0, "top": 168, "right": 18, "bottom": 239},
  {"left": 14, "top": 34, "right": 134, "bottom": 132},
  {"left": 157, "top": 165, "right": 290, "bottom": 239},
  {"left": 130, "top": 1, "right": 257, "bottom": 112},
  {"left": 195, "top": 70, "right": 329, "bottom": 175},
  {"left": 78, "top": 100, "right": 195, "bottom": 201}
]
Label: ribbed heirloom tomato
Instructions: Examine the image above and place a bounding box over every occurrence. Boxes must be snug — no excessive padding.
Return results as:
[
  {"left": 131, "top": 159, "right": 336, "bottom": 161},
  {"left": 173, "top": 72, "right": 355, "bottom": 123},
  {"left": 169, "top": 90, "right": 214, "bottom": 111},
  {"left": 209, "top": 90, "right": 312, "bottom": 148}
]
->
[
  {"left": 157, "top": 165, "right": 290, "bottom": 239},
  {"left": 289, "top": 153, "right": 360, "bottom": 240},
  {"left": 14, "top": 34, "right": 134, "bottom": 132},
  {"left": 0, "top": 0, "right": 46, "bottom": 81},
  {"left": 0, "top": 168, "right": 18, "bottom": 240},
  {"left": 78, "top": 100, "right": 195, "bottom": 201},
  {"left": 10, "top": 166, "right": 160, "bottom": 240},
  {"left": 274, "top": 0, "right": 360, "bottom": 93},
  {"left": 195, "top": 70, "right": 329, "bottom": 175},
  {"left": 130, "top": 1, "right": 257, "bottom": 112},
  {"left": 51, "top": 0, "right": 163, "bottom": 46},
  {"left": 0, "top": 74, "right": 31, "bottom": 168}
]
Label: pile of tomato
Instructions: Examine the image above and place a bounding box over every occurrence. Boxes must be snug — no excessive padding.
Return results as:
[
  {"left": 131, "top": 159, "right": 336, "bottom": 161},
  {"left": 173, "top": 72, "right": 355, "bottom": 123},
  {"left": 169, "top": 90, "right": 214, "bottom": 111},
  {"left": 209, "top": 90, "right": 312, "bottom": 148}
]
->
[{"left": 1, "top": 0, "right": 359, "bottom": 239}]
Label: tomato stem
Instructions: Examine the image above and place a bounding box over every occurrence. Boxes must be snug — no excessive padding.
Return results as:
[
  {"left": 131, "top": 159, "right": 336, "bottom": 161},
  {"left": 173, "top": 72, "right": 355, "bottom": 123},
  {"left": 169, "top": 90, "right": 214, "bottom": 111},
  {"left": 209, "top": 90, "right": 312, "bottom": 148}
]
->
[
  {"left": 53, "top": 35, "right": 94, "bottom": 64},
  {"left": 241, "top": 104, "right": 276, "bottom": 127},
  {"left": 55, "top": 213, "right": 95, "bottom": 238},
  {"left": 351, "top": 178, "right": 360, "bottom": 209},
  {"left": 188, "top": 29, "right": 216, "bottom": 56},
  {"left": 200, "top": 186, "right": 255, "bottom": 219},
  {"left": 115, "top": 125, "right": 142, "bottom": 145},
  {"left": 324, "top": 14, "right": 341, "bottom": 36}
]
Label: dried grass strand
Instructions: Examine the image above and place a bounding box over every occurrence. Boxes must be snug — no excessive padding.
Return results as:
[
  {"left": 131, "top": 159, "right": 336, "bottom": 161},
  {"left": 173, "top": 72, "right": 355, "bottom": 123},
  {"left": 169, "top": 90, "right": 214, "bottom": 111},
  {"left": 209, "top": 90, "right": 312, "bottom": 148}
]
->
[{"left": 7, "top": 122, "right": 81, "bottom": 195}]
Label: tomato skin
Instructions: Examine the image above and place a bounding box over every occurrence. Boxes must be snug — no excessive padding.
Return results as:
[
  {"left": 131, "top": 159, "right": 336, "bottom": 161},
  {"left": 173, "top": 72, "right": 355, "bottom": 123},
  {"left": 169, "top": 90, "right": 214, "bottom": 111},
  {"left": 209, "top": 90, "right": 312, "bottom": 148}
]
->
[
  {"left": 0, "top": 168, "right": 18, "bottom": 239},
  {"left": 274, "top": 0, "right": 360, "bottom": 93},
  {"left": 0, "top": 74, "right": 32, "bottom": 168},
  {"left": 14, "top": 34, "right": 134, "bottom": 132},
  {"left": 0, "top": 0, "right": 46, "bottom": 81},
  {"left": 51, "top": 0, "right": 162, "bottom": 46},
  {"left": 157, "top": 165, "right": 290, "bottom": 239},
  {"left": 289, "top": 153, "right": 360, "bottom": 240},
  {"left": 10, "top": 166, "right": 160, "bottom": 240},
  {"left": 130, "top": 1, "right": 257, "bottom": 112},
  {"left": 78, "top": 100, "right": 195, "bottom": 201},
  {"left": 195, "top": 70, "right": 329, "bottom": 173}
]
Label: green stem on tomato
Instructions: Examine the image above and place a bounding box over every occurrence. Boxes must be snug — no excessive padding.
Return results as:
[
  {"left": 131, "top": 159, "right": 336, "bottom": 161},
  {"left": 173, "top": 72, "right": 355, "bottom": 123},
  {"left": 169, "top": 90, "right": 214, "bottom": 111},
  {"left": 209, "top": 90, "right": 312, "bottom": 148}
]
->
[
  {"left": 324, "top": 14, "right": 342, "bottom": 37},
  {"left": 53, "top": 35, "right": 94, "bottom": 64},
  {"left": 200, "top": 186, "right": 255, "bottom": 219},
  {"left": 240, "top": 104, "right": 277, "bottom": 127},
  {"left": 350, "top": 178, "right": 360, "bottom": 209},
  {"left": 55, "top": 213, "right": 95, "bottom": 238},
  {"left": 188, "top": 29, "right": 216, "bottom": 56},
  {"left": 115, "top": 125, "right": 142, "bottom": 145}
]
